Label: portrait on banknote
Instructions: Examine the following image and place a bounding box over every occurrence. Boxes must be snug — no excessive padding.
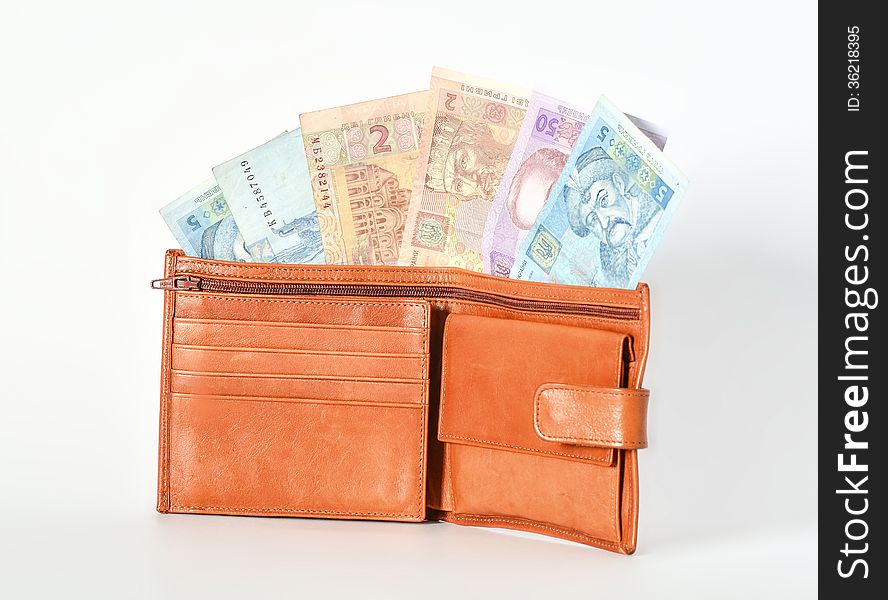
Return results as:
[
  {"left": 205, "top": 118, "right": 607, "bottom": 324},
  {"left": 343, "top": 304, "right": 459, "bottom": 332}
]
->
[
  {"left": 504, "top": 147, "right": 568, "bottom": 230},
  {"left": 399, "top": 68, "right": 530, "bottom": 270},
  {"left": 561, "top": 146, "right": 660, "bottom": 286},
  {"left": 513, "top": 96, "right": 686, "bottom": 289},
  {"left": 424, "top": 114, "right": 513, "bottom": 202}
]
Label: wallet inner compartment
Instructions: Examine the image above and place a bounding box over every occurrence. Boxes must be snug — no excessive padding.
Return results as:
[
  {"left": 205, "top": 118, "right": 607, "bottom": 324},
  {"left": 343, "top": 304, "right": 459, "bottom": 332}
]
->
[{"left": 161, "top": 292, "right": 431, "bottom": 521}]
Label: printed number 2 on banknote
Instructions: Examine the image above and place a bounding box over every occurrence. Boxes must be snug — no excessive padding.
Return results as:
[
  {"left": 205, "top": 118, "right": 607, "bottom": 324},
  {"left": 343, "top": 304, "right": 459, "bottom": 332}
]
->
[
  {"left": 300, "top": 91, "right": 427, "bottom": 266},
  {"left": 399, "top": 67, "right": 530, "bottom": 270}
]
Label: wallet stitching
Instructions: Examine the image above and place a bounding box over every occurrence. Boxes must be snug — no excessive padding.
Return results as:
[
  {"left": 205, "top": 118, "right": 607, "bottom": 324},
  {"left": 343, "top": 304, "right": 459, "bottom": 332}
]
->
[
  {"left": 439, "top": 434, "right": 613, "bottom": 463},
  {"left": 538, "top": 437, "right": 646, "bottom": 448},
  {"left": 176, "top": 293, "right": 430, "bottom": 311},
  {"left": 610, "top": 447, "right": 619, "bottom": 541},
  {"left": 159, "top": 251, "right": 176, "bottom": 510},
  {"left": 171, "top": 369, "right": 426, "bottom": 384},
  {"left": 174, "top": 316, "right": 428, "bottom": 332},
  {"left": 446, "top": 444, "right": 456, "bottom": 511},
  {"left": 416, "top": 304, "right": 428, "bottom": 519},
  {"left": 178, "top": 290, "right": 642, "bottom": 331},
  {"left": 440, "top": 321, "right": 612, "bottom": 464},
  {"left": 168, "top": 505, "right": 420, "bottom": 518},
  {"left": 172, "top": 343, "right": 427, "bottom": 358},
  {"left": 623, "top": 454, "right": 633, "bottom": 549},
  {"left": 170, "top": 393, "right": 426, "bottom": 409},
  {"left": 538, "top": 385, "right": 650, "bottom": 399},
  {"left": 449, "top": 514, "right": 622, "bottom": 549},
  {"left": 440, "top": 300, "right": 637, "bottom": 330},
  {"left": 166, "top": 294, "right": 430, "bottom": 521},
  {"left": 176, "top": 263, "right": 642, "bottom": 306}
]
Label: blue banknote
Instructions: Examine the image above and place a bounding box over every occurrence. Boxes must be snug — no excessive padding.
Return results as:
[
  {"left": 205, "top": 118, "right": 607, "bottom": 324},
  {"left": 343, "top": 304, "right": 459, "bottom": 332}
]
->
[
  {"left": 159, "top": 178, "right": 252, "bottom": 260},
  {"left": 511, "top": 96, "right": 688, "bottom": 289},
  {"left": 212, "top": 129, "right": 324, "bottom": 264}
]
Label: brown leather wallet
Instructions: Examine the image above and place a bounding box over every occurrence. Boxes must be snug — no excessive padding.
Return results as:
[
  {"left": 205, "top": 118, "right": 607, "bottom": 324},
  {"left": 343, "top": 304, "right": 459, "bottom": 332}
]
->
[{"left": 153, "top": 249, "right": 651, "bottom": 554}]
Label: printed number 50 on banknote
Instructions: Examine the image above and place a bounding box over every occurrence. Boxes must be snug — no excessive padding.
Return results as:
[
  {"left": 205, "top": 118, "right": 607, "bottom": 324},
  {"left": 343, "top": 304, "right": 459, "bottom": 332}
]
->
[
  {"left": 512, "top": 96, "right": 688, "bottom": 289},
  {"left": 480, "top": 93, "right": 587, "bottom": 277}
]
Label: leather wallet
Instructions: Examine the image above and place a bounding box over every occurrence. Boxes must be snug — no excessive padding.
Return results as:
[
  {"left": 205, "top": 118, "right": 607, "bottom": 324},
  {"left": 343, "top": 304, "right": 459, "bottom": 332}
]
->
[{"left": 153, "top": 249, "right": 651, "bottom": 553}]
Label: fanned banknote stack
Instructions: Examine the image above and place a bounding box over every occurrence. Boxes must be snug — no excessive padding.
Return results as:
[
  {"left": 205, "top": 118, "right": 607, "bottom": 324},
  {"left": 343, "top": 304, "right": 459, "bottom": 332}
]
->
[{"left": 161, "top": 67, "right": 687, "bottom": 289}]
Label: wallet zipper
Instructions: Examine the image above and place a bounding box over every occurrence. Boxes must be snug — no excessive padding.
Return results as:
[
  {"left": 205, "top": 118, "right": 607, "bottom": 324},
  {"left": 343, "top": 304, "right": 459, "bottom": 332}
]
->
[{"left": 151, "top": 274, "right": 640, "bottom": 320}]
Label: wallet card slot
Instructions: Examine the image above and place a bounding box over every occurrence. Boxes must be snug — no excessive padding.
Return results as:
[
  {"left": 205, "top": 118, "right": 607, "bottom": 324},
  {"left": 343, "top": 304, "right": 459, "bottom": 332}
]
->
[
  {"left": 172, "top": 345, "right": 427, "bottom": 378},
  {"left": 170, "top": 392, "right": 425, "bottom": 410},
  {"left": 176, "top": 292, "right": 426, "bottom": 328},
  {"left": 167, "top": 395, "right": 426, "bottom": 520},
  {"left": 175, "top": 316, "right": 426, "bottom": 333},
  {"left": 172, "top": 344, "right": 426, "bottom": 357},
  {"left": 173, "top": 292, "right": 431, "bottom": 329},
  {"left": 170, "top": 371, "right": 426, "bottom": 404},
  {"left": 171, "top": 369, "right": 424, "bottom": 384},
  {"left": 173, "top": 319, "right": 427, "bottom": 354}
]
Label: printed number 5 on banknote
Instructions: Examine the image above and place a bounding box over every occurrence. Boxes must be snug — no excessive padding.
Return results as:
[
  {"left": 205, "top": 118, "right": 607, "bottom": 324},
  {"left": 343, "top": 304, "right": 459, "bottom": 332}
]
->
[{"left": 512, "top": 96, "right": 688, "bottom": 289}]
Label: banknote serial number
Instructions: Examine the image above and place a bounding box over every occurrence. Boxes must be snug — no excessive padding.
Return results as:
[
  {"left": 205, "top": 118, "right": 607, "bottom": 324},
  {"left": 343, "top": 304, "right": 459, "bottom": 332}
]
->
[
  {"left": 847, "top": 26, "right": 861, "bottom": 112},
  {"left": 307, "top": 136, "right": 333, "bottom": 210},
  {"left": 240, "top": 160, "right": 278, "bottom": 228}
]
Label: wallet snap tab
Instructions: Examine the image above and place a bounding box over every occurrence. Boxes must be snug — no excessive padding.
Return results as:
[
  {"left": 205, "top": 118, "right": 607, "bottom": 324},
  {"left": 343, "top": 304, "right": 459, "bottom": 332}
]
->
[{"left": 533, "top": 384, "right": 649, "bottom": 449}]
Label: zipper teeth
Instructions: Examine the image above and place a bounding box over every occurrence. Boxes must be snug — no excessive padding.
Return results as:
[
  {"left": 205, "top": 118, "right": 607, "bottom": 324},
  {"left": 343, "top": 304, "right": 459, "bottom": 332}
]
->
[{"left": 194, "top": 277, "right": 640, "bottom": 321}]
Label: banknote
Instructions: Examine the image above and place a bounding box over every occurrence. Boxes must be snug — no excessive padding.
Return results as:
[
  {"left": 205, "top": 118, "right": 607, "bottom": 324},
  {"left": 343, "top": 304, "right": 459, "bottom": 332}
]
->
[
  {"left": 299, "top": 91, "right": 428, "bottom": 265},
  {"left": 212, "top": 130, "right": 324, "bottom": 264},
  {"left": 399, "top": 67, "right": 530, "bottom": 269},
  {"left": 479, "top": 93, "right": 587, "bottom": 277},
  {"left": 480, "top": 94, "right": 669, "bottom": 277},
  {"left": 511, "top": 96, "right": 688, "bottom": 289},
  {"left": 159, "top": 178, "right": 251, "bottom": 260}
]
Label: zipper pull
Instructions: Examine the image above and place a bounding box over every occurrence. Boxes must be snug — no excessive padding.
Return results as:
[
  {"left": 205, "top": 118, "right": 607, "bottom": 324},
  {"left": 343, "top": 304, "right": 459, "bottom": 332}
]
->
[{"left": 151, "top": 275, "right": 201, "bottom": 291}]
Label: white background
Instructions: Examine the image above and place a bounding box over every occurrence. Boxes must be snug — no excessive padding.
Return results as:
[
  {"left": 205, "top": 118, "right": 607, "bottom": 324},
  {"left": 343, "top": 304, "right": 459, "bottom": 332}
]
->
[{"left": 0, "top": 1, "right": 817, "bottom": 597}]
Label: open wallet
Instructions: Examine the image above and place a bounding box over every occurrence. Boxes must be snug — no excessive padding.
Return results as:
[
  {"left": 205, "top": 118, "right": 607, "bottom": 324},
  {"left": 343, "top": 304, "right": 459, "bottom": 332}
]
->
[{"left": 152, "top": 249, "right": 652, "bottom": 554}]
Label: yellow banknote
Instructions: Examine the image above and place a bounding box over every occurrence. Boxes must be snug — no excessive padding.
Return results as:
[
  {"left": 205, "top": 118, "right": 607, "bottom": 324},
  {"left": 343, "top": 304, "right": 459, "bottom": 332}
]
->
[
  {"left": 399, "top": 67, "right": 530, "bottom": 269},
  {"left": 299, "top": 91, "right": 429, "bottom": 265}
]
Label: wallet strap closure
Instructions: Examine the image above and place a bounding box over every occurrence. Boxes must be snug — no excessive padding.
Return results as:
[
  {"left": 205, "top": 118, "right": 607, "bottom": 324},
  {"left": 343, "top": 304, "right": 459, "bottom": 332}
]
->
[{"left": 533, "top": 384, "right": 649, "bottom": 449}]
